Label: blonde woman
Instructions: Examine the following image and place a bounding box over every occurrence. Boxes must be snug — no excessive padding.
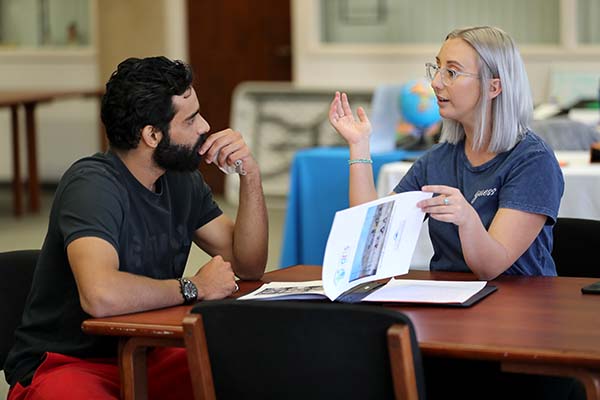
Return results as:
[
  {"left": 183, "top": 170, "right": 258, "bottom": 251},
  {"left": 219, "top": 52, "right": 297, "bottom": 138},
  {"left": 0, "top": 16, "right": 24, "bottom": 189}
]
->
[{"left": 330, "top": 26, "right": 564, "bottom": 281}]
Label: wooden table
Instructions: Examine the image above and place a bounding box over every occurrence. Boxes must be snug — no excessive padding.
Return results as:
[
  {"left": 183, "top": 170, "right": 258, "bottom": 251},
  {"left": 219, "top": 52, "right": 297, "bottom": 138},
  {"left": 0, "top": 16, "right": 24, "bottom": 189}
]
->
[
  {"left": 0, "top": 89, "right": 104, "bottom": 216},
  {"left": 82, "top": 266, "right": 600, "bottom": 400}
]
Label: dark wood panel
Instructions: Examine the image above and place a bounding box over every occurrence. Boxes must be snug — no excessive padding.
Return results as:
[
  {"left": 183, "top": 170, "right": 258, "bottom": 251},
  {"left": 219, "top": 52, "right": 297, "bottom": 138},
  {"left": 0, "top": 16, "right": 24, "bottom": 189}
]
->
[{"left": 187, "top": 0, "right": 292, "bottom": 193}]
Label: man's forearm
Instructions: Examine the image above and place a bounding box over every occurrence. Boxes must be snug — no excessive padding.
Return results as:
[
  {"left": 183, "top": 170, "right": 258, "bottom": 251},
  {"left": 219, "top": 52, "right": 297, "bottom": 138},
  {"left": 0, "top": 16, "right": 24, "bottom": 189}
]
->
[
  {"left": 80, "top": 270, "right": 183, "bottom": 318},
  {"left": 232, "top": 168, "right": 268, "bottom": 280},
  {"left": 69, "top": 236, "right": 185, "bottom": 318}
]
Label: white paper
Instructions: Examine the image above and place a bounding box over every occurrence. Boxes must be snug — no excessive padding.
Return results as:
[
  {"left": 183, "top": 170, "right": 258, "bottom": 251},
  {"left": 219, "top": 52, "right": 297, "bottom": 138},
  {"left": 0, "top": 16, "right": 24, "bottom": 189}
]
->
[
  {"left": 362, "top": 278, "right": 486, "bottom": 303},
  {"left": 533, "top": 103, "right": 562, "bottom": 120},
  {"left": 322, "top": 191, "right": 432, "bottom": 300},
  {"left": 238, "top": 280, "right": 326, "bottom": 301}
]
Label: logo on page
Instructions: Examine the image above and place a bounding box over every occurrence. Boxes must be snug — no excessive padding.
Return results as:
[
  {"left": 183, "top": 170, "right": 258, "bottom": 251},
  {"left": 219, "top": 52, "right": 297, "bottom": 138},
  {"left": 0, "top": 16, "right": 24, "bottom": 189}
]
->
[{"left": 334, "top": 246, "right": 351, "bottom": 286}]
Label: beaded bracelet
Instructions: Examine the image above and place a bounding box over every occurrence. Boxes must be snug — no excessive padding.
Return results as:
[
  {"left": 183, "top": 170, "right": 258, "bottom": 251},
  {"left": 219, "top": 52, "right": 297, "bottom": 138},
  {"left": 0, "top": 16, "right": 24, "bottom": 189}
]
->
[{"left": 348, "top": 158, "right": 373, "bottom": 165}]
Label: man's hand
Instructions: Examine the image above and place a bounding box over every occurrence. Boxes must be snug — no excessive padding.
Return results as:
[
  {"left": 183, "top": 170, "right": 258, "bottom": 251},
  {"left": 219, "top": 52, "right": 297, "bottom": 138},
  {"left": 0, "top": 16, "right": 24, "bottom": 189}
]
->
[
  {"left": 191, "top": 255, "right": 237, "bottom": 300},
  {"left": 199, "top": 128, "right": 259, "bottom": 175}
]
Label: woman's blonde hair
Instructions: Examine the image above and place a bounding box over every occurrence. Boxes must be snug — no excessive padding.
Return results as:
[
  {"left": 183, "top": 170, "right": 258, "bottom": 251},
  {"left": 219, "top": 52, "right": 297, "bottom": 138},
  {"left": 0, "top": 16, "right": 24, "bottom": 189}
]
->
[{"left": 440, "top": 26, "right": 533, "bottom": 153}]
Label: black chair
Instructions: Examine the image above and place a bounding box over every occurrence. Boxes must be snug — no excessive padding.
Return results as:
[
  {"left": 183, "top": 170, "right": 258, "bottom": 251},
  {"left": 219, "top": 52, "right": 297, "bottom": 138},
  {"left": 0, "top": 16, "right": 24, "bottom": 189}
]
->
[
  {"left": 0, "top": 250, "right": 39, "bottom": 369},
  {"left": 552, "top": 218, "right": 600, "bottom": 277},
  {"left": 183, "top": 300, "right": 425, "bottom": 400}
]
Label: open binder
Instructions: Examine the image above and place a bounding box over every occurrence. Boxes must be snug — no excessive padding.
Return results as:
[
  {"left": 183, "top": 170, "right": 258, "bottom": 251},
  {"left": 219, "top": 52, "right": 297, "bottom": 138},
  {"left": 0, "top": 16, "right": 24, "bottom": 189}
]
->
[
  {"left": 238, "top": 279, "right": 497, "bottom": 307},
  {"left": 240, "top": 192, "right": 497, "bottom": 306}
]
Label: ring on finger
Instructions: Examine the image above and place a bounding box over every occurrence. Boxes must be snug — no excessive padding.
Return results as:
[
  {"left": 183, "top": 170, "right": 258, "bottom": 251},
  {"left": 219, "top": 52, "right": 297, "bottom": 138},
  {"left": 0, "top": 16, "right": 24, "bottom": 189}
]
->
[
  {"left": 233, "top": 282, "right": 239, "bottom": 292},
  {"left": 443, "top": 197, "right": 450, "bottom": 206}
]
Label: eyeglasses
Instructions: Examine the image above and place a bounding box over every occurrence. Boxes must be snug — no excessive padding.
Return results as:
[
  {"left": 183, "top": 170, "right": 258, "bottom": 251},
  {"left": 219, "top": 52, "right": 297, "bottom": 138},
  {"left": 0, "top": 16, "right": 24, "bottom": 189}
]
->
[{"left": 425, "top": 62, "right": 479, "bottom": 86}]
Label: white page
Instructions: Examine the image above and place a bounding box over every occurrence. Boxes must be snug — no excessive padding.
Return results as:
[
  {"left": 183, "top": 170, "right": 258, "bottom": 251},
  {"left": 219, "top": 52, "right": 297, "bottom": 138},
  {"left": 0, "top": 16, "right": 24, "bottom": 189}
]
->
[
  {"left": 322, "top": 191, "right": 432, "bottom": 300},
  {"left": 238, "top": 280, "right": 326, "bottom": 301},
  {"left": 362, "top": 278, "right": 486, "bottom": 304}
]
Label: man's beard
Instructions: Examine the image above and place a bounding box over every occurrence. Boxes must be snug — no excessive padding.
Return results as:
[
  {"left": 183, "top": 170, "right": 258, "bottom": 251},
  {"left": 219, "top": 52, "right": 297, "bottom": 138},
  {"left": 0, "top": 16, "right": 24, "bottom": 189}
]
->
[{"left": 153, "top": 132, "right": 206, "bottom": 172}]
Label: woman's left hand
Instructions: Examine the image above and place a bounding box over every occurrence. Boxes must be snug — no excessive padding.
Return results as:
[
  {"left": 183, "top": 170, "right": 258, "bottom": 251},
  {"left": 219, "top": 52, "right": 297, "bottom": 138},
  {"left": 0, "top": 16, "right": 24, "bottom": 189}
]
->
[{"left": 417, "top": 185, "right": 476, "bottom": 226}]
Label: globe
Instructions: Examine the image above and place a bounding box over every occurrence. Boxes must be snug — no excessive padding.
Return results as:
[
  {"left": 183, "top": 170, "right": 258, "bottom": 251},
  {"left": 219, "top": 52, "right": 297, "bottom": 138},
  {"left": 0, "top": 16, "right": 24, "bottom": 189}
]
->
[{"left": 398, "top": 78, "right": 441, "bottom": 129}]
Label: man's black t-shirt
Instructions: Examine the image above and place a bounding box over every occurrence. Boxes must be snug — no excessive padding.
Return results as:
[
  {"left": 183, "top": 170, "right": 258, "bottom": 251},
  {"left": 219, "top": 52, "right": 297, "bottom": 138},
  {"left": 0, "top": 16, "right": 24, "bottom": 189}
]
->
[{"left": 3, "top": 151, "right": 222, "bottom": 386}]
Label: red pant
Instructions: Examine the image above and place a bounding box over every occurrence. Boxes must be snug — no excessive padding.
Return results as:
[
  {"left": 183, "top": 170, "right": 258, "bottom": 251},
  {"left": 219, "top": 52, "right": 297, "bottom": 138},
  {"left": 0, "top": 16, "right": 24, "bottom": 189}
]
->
[{"left": 8, "top": 348, "right": 193, "bottom": 400}]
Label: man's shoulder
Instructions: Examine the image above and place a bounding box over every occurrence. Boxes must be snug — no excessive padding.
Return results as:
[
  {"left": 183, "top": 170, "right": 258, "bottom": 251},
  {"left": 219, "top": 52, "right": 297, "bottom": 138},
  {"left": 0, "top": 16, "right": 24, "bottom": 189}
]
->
[
  {"left": 54, "top": 154, "right": 129, "bottom": 232},
  {"left": 65, "top": 152, "right": 119, "bottom": 178},
  {"left": 59, "top": 152, "right": 124, "bottom": 192}
]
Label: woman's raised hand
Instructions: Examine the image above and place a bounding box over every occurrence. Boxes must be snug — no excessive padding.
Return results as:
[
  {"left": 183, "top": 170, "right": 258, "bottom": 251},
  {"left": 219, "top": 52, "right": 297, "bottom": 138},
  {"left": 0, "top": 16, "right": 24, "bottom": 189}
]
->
[{"left": 328, "top": 91, "right": 372, "bottom": 145}]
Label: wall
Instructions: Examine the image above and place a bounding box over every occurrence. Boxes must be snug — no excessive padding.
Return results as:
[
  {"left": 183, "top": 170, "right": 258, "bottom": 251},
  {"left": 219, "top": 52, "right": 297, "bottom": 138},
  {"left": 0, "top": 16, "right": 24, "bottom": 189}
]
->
[
  {"left": 0, "top": 0, "right": 188, "bottom": 183},
  {"left": 98, "top": 0, "right": 166, "bottom": 82},
  {"left": 0, "top": 52, "right": 100, "bottom": 182},
  {"left": 98, "top": 0, "right": 188, "bottom": 81},
  {"left": 4, "top": 0, "right": 597, "bottom": 184}
]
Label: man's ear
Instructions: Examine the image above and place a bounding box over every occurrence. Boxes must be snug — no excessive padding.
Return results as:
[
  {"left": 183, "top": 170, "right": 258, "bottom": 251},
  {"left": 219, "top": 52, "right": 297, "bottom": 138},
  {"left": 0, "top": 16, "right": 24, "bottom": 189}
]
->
[
  {"left": 140, "top": 125, "right": 162, "bottom": 149},
  {"left": 489, "top": 78, "right": 502, "bottom": 100}
]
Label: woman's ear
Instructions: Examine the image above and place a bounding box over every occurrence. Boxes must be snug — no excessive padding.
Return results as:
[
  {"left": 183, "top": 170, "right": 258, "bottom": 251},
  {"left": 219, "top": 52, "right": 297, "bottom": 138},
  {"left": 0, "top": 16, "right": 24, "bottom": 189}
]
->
[
  {"left": 489, "top": 78, "right": 502, "bottom": 100},
  {"left": 140, "top": 125, "right": 162, "bottom": 149}
]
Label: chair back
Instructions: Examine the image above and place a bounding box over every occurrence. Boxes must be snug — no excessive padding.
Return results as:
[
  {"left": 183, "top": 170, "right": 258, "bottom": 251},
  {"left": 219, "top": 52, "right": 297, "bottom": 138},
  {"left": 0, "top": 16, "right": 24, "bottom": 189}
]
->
[
  {"left": 0, "top": 250, "right": 39, "bottom": 368},
  {"left": 531, "top": 118, "right": 600, "bottom": 151},
  {"left": 184, "top": 300, "right": 425, "bottom": 400},
  {"left": 552, "top": 218, "right": 600, "bottom": 277}
]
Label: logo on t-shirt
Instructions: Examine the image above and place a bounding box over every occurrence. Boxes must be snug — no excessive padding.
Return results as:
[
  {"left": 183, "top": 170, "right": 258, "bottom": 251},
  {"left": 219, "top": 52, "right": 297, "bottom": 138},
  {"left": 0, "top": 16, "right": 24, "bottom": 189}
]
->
[{"left": 471, "top": 188, "right": 497, "bottom": 204}]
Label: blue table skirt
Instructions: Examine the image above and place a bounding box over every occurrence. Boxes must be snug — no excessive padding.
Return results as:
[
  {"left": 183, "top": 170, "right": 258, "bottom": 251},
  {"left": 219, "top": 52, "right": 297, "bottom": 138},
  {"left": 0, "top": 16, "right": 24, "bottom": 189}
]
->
[{"left": 280, "top": 147, "right": 422, "bottom": 268}]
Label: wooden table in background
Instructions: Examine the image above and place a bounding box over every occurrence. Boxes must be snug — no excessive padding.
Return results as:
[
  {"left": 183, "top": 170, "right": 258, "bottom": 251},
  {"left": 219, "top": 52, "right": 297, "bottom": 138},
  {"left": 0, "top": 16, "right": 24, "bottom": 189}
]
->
[
  {"left": 83, "top": 266, "right": 600, "bottom": 400},
  {"left": 0, "top": 89, "right": 104, "bottom": 216}
]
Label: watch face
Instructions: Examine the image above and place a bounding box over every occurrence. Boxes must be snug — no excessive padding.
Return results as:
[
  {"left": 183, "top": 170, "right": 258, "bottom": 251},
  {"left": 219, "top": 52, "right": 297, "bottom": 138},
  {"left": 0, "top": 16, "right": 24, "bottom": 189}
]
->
[{"left": 182, "top": 279, "right": 198, "bottom": 303}]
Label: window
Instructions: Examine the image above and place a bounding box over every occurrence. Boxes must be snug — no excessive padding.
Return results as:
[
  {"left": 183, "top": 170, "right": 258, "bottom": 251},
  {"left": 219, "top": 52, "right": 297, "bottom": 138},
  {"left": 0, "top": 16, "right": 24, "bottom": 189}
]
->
[
  {"left": 320, "top": 0, "right": 598, "bottom": 48},
  {"left": 577, "top": 0, "right": 600, "bottom": 45},
  {"left": 0, "top": 0, "right": 91, "bottom": 48}
]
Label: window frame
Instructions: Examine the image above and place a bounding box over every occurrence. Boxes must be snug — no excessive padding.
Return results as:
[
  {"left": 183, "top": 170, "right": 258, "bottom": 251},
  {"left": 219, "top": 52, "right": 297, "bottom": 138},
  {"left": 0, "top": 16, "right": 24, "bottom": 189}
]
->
[{"left": 306, "top": 0, "right": 600, "bottom": 62}]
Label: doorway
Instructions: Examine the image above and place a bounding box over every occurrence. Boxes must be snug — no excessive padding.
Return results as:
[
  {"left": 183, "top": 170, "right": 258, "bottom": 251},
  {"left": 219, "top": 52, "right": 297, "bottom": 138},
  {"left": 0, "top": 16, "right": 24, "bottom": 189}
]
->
[{"left": 187, "top": 0, "right": 292, "bottom": 193}]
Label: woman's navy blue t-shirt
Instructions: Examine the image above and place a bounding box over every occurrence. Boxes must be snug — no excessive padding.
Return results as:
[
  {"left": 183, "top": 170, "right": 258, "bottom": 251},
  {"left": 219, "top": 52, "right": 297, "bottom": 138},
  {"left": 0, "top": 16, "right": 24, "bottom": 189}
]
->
[{"left": 394, "top": 132, "right": 564, "bottom": 276}]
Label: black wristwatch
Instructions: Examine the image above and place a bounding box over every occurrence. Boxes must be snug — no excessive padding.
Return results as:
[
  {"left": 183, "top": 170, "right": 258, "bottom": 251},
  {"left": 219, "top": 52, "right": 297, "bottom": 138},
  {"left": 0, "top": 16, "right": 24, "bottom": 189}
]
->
[{"left": 178, "top": 277, "right": 198, "bottom": 304}]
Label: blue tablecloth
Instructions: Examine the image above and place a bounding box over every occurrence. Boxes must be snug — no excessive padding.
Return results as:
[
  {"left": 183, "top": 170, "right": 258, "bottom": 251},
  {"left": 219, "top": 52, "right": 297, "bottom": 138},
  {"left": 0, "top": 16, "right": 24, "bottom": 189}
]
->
[{"left": 280, "top": 147, "right": 421, "bottom": 268}]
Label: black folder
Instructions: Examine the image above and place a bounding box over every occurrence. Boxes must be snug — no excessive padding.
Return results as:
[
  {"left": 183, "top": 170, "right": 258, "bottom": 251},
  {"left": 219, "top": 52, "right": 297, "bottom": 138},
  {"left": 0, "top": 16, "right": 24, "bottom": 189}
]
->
[{"left": 337, "top": 282, "right": 498, "bottom": 307}]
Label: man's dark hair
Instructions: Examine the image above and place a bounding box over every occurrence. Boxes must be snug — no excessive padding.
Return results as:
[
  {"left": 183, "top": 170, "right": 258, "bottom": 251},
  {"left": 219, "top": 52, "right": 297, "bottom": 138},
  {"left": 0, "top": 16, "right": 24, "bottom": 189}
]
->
[{"left": 101, "top": 56, "right": 193, "bottom": 150}]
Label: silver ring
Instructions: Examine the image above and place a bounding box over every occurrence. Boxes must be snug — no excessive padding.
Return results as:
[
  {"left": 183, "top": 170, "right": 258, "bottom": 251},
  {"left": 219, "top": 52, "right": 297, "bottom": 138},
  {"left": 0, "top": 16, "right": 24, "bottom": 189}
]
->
[
  {"left": 443, "top": 197, "right": 450, "bottom": 206},
  {"left": 234, "top": 282, "right": 239, "bottom": 292}
]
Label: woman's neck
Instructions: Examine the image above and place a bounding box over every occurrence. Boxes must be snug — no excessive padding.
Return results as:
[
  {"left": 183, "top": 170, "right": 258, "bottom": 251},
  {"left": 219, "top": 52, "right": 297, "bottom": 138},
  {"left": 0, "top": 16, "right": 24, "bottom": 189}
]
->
[{"left": 463, "top": 123, "right": 495, "bottom": 167}]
